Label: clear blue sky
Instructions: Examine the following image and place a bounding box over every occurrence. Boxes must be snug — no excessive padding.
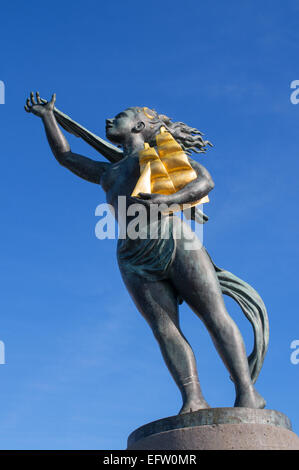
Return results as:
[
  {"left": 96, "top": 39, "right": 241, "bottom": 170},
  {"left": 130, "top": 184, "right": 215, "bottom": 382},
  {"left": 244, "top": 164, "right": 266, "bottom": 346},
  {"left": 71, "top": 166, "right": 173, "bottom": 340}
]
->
[{"left": 0, "top": 0, "right": 298, "bottom": 450}]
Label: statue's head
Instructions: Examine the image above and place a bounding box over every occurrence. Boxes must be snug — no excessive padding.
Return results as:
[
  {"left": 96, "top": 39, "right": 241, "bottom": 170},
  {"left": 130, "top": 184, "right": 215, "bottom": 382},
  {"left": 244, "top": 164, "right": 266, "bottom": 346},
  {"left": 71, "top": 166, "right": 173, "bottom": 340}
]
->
[
  {"left": 105, "top": 106, "right": 212, "bottom": 154},
  {"left": 105, "top": 107, "right": 160, "bottom": 147}
]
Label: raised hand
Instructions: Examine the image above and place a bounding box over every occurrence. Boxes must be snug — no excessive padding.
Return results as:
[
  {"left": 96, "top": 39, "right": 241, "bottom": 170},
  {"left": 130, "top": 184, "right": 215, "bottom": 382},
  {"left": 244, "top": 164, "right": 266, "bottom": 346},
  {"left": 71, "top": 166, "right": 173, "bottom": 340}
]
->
[{"left": 24, "top": 92, "right": 56, "bottom": 118}]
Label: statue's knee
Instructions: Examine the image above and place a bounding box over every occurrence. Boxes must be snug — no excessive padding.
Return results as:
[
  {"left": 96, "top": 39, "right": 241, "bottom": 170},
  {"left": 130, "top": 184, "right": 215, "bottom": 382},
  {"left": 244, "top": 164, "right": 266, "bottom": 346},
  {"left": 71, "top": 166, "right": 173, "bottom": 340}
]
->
[{"left": 152, "top": 320, "right": 175, "bottom": 342}]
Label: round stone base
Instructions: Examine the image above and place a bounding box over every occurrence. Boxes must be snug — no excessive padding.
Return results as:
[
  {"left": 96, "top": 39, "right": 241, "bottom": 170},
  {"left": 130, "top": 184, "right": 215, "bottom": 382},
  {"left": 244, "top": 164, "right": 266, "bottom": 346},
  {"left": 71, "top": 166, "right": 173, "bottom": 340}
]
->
[{"left": 127, "top": 408, "right": 299, "bottom": 450}]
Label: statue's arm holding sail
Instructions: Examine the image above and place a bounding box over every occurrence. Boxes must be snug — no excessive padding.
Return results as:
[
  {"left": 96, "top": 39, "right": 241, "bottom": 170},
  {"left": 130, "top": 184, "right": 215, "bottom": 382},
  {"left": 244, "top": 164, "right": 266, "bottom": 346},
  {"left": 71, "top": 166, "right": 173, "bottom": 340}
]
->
[
  {"left": 136, "top": 155, "right": 213, "bottom": 222},
  {"left": 184, "top": 157, "right": 212, "bottom": 223}
]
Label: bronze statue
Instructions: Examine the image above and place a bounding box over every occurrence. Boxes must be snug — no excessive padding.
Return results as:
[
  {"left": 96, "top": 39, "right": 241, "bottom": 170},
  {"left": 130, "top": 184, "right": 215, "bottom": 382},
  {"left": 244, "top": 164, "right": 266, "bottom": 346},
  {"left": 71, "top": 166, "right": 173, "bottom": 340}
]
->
[{"left": 25, "top": 92, "right": 269, "bottom": 414}]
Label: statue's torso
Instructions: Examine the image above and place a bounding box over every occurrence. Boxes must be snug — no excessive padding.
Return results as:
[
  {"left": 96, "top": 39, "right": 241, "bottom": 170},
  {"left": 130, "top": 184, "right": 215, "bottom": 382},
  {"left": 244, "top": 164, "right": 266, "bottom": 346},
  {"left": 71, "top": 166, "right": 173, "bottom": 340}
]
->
[{"left": 100, "top": 154, "right": 141, "bottom": 221}]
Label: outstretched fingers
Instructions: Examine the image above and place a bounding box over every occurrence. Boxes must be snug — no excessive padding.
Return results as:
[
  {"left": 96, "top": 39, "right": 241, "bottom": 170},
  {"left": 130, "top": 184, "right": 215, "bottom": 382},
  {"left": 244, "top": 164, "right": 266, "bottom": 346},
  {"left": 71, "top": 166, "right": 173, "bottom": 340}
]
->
[
  {"left": 50, "top": 93, "right": 56, "bottom": 106},
  {"left": 25, "top": 96, "right": 32, "bottom": 113},
  {"left": 36, "top": 91, "right": 42, "bottom": 104},
  {"left": 24, "top": 91, "right": 37, "bottom": 112},
  {"left": 24, "top": 91, "right": 56, "bottom": 114},
  {"left": 30, "top": 91, "right": 36, "bottom": 105}
]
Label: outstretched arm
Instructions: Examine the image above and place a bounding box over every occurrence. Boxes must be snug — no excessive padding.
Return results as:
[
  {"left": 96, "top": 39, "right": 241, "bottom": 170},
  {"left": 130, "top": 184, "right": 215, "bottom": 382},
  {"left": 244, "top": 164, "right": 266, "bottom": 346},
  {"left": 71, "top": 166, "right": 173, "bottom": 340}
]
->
[
  {"left": 39, "top": 98, "right": 123, "bottom": 163},
  {"left": 25, "top": 92, "right": 110, "bottom": 184}
]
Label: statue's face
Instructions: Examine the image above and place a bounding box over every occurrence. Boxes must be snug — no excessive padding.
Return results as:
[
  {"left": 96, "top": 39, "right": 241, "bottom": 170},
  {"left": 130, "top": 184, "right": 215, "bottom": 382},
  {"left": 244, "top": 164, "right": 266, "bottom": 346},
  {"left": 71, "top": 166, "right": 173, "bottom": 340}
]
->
[{"left": 105, "top": 109, "right": 138, "bottom": 144}]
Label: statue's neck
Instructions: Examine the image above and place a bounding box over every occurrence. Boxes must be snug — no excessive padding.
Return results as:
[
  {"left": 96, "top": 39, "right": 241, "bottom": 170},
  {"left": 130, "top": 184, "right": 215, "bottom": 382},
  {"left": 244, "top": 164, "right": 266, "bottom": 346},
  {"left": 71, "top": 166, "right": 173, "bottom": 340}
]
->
[{"left": 122, "top": 134, "right": 145, "bottom": 158}]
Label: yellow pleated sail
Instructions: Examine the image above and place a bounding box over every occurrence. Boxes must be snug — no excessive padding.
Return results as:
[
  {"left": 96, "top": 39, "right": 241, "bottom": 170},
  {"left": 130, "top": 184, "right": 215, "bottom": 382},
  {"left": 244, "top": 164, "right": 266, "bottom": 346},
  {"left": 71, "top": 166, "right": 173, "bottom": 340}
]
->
[
  {"left": 131, "top": 127, "right": 209, "bottom": 209},
  {"left": 156, "top": 127, "right": 198, "bottom": 190},
  {"left": 137, "top": 142, "right": 176, "bottom": 195},
  {"left": 131, "top": 162, "right": 152, "bottom": 197}
]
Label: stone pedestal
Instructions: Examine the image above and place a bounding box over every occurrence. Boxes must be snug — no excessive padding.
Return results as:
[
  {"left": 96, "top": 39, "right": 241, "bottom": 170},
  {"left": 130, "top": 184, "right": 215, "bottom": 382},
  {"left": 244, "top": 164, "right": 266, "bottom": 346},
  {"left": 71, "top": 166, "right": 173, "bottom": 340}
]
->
[{"left": 127, "top": 408, "right": 299, "bottom": 450}]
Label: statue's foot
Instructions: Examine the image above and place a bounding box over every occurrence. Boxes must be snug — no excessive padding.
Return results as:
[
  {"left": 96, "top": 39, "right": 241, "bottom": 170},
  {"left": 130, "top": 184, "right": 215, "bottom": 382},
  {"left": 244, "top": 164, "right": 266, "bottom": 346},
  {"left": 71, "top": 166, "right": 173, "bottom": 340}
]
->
[
  {"left": 179, "top": 398, "right": 210, "bottom": 414},
  {"left": 234, "top": 386, "right": 266, "bottom": 409}
]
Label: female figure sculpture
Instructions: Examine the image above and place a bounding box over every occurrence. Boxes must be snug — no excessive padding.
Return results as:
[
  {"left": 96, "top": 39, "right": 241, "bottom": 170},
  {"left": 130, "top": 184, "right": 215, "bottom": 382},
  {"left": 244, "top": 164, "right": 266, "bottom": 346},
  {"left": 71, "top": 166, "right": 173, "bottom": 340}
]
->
[{"left": 25, "top": 92, "right": 268, "bottom": 413}]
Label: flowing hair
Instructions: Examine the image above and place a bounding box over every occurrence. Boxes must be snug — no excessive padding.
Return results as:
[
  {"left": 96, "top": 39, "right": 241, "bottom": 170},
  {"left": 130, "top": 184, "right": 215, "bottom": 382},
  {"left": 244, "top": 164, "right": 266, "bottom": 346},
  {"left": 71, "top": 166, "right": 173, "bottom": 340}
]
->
[{"left": 127, "top": 106, "right": 213, "bottom": 155}]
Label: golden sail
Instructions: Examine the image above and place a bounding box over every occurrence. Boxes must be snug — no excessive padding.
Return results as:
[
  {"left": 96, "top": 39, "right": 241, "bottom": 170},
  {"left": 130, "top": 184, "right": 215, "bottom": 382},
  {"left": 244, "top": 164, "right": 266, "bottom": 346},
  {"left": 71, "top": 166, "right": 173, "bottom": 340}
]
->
[{"left": 131, "top": 127, "right": 209, "bottom": 208}]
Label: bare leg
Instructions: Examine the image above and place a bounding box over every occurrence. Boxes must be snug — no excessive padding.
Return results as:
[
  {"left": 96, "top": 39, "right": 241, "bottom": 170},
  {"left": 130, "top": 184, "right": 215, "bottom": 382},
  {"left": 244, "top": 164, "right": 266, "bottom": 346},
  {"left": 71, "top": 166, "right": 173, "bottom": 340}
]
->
[
  {"left": 169, "top": 238, "right": 266, "bottom": 409},
  {"left": 119, "top": 268, "right": 210, "bottom": 413}
]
